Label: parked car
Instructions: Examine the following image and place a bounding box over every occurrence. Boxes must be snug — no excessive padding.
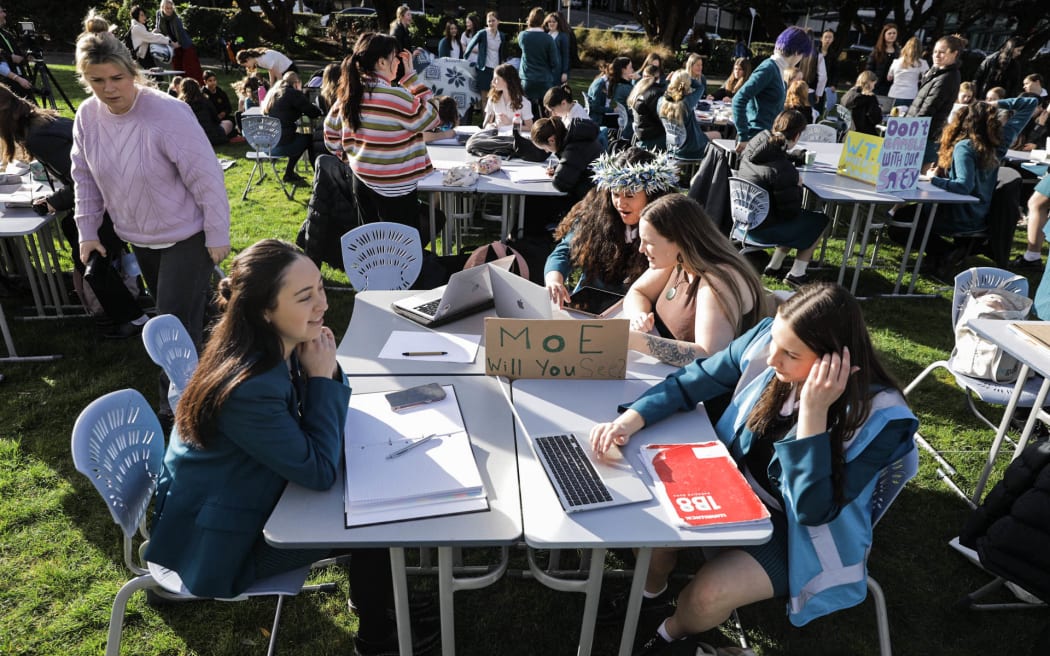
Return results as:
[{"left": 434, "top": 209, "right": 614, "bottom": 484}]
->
[{"left": 609, "top": 23, "right": 644, "bottom": 34}]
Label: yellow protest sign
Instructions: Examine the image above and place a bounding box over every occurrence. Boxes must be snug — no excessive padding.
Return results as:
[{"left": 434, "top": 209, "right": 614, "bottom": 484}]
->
[{"left": 837, "top": 130, "right": 884, "bottom": 185}]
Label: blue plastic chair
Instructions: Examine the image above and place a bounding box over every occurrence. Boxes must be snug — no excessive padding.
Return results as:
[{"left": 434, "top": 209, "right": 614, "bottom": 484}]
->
[
  {"left": 341, "top": 222, "right": 423, "bottom": 291},
  {"left": 71, "top": 388, "right": 326, "bottom": 656},
  {"left": 141, "top": 314, "right": 198, "bottom": 410}
]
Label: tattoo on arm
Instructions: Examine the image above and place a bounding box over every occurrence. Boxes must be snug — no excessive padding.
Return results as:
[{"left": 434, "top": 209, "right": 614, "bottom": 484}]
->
[{"left": 643, "top": 333, "right": 703, "bottom": 367}]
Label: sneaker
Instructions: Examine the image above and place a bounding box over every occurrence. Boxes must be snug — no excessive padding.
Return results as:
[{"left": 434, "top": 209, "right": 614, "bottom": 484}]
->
[
  {"left": 352, "top": 623, "right": 440, "bottom": 656},
  {"left": 1010, "top": 255, "right": 1043, "bottom": 270},
  {"left": 228, "top": 135, "right": 246, "bottom": 143},
  {"left": 597, "top": 588, "right": 676, "bottom": 625},
  {"left": 103, "top": 321, "right": 144, "bottom": 340},
  {"left": 282, "top": 172, "right": 308, "bottom": 186},
  {"left": 783, "top": 272, "right": 810, "bottom": 288},
  {"left": 761, "top": 265, "right": 781, "bottom": 277}
]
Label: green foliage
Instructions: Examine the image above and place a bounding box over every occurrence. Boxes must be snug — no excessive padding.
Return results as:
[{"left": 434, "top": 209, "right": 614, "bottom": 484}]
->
[{"left": 575, "top": 27, "right": 674, "bottom": 71}]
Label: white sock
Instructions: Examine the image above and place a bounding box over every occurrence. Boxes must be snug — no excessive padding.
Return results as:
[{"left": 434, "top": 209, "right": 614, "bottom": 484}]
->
[
  {"left": 767, "top": 249, "right": 788, "bottom": 270},
  {"left": 656, "top": 619, "right": 676, "bottom": 643},
  {"left": 131, "top": 315, "right": 149, "bottom": 326},
  {"left": 789, "top": 259, "right": 810, "bottom": 277},
  {"left": 642, "top": 584, "right": 667, "bottom": 599},
  {"left": 1024, "top": 250, "right": 1041, "bottom": 262}
]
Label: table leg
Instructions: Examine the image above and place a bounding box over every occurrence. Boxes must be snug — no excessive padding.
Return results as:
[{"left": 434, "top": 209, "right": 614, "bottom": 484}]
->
[
  {"left": 437, "top": 547, "right": 456, "bottom": 656},
  {"left": 428, "top": 191, "right": 441, "bottom": 256},
  {"left": 389, "top": 547, "right": 413, "bottom": 656},
  {"left": 970, "top": 366, "right": 1047, "bottom": 504},
  {"left": 14, "top": 236, "right": 46, "bottom": 317},
  {"left": 910, "top": 204, "right": 939, "bottom": 294},
  {"left": 578, "top": 547, "right": 606, "bottom": 656},
  {"left": 892, "top": 207, "right": 922, "bottom": 295},
  {"left": 0, "top": 301, "right": 61, "bottom": 362},
  {"left": 617, "top": 547, "right": 652, "bottom": 656},
  {"left": 837, "top": 205, "right": 861, "bottom": 286},
  {"left": 849, "top": 205, "right": 877, "bottom": 295}
]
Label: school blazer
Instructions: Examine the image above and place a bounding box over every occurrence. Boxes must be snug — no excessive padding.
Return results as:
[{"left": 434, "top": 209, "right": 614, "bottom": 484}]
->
[{"left": 144, "top": 359, "right": 349, "bottom": 598}]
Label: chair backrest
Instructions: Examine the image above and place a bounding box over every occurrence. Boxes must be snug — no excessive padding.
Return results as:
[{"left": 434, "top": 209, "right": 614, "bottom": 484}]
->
[
  {"left": 799, "top": 123, "right": 837, "bottom": 143},
  {"left": 950, "top": 267, "right": 1028, "bottom": 328},
  {"left": 71, "top": 389, "right": 165, "bottom": 539},
  {"left": 241, "top": 114, "right": 282, "bottom": 153},
  {"left": 834, "top": 104, "right": 851, "bottom": 125},
  {"left": 662, "top": 117, "right": 687, "bottom": 152},
  {"left": 727, "top": 177, "right": 771, "bottom": 243},
  {"left": 141, "top": 314, "right": 199, "bottom": 408},
  {"left": 870, "top": 445, "right": 919, "bottom": 527},
  {"left": 341, "top": 222, "right": 423, "bottom": 291},
  {"left": 611, "top": 103, "right": 628, "bottom": 131}
]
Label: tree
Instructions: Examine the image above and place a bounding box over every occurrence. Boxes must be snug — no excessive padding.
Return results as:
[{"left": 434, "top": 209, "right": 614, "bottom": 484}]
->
[
  {"left": 630, "top": 0, "right": 706, "bottom": 49},
  {"left": 231, "top": 0, "right": 295, "bottom": 40}
]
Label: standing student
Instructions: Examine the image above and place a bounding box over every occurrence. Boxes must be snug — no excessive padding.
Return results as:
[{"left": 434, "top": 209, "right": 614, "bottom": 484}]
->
[
  {"left": 732, "top": 26, "right": 812, "bottom": 148},
  {"left": 323, "top": 33, "right": 439, "bottom": 228},
  {"left": 818, "top": 29, "right": 840, "bottom": 110},
  {"left": 545, "top": 11, "right": 571, "bottom": 85},
  {"left": 237, "top": 47, "right": 297, "bottom": 88},
  {"left": 887, "top": 36, "right": 929, "bottom": 108},
  {"left": 973, "top": 37, "right": 1023, "bottom": 98},
  {"left": 143, "top": 240, "right": 438, "bottom": 656},
  {"left": 463, "top": 11, "right": 505, "bottom": 97},
  {"left": 155, "top": 0, "right": 202, "bottom": 82},
  {"left": 460, "top": 13, "right": 481, "bottom": 67},
  {"left": 518, "top": 6, "right": 560, "bottom": 116},
  {"left": 906, "top": 34, "right": 964, "bottom": 167},
  {"left": 72, "top": 29, "right": 230, "bottom": 417},
  {"left": 866, "top": 23, "right": 898, "bottom": 97},
  {"left": 592, "top": 283, "right": 917, "bottom": 656},
  {"left": 437, "top": 20, "right": 463, "bottom": 59}
]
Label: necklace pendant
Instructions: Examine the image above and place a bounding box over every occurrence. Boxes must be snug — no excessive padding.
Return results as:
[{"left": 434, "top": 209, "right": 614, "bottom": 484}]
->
[{"left": 665, "top": 287, "right": 677, "bottom": 301}]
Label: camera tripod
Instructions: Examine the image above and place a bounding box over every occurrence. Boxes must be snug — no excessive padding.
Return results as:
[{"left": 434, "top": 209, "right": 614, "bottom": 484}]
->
[{"left": 25, "top": 55, "right": 75, "bottom": 112}]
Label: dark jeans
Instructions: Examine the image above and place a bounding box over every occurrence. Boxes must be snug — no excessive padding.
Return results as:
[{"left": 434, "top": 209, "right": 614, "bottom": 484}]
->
[
  {"left": 352, "top": 176, "right": 421, "bottom": 229},
  {"left": 60, "top": 212, "right": 144, "bottom": 324},
  {"left": 271, "top": 133, "right": 314, "bottom": 177},
  {"left": 134, "top": 231, "right": 215, "bottom": 414}
]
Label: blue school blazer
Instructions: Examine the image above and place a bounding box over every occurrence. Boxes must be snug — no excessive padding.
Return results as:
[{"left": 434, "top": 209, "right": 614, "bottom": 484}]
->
[{"left": 144, "top": 359, "right": 349, "bottom": 598}]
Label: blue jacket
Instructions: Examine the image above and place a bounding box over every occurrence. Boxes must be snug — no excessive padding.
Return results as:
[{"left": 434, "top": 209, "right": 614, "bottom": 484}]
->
[
  {"left": 518, "top": 29, "right": 560, "bottom": 90},
  {"left": 463, "top": 30, "right": 506, "bottom": 72},
  {"left": 732, "top": 57, "right": 786, "bottom": 142},
  {"left": 552, "top": 31, "right": 571, "bottom": 80},
  {"left": 628, "top": 320, "right": 918, "bottom": 626},
  {"left": 586, "top": 76, "right": 632, "bottom": 123},
  {"left": 930, "top": 96, "right": 1038, "bottom": 234},
  {"left": 543, "top": 225, "right": 641, "bottom": 295},
  {"left": 437, "top": 36, "right": 461, "bottom": 59},
  {"left": 657, "top": 78, "right": 708, "bottom": 159},
  {"left": 144, "top": 359, "right": 349, "bottom": 598}
]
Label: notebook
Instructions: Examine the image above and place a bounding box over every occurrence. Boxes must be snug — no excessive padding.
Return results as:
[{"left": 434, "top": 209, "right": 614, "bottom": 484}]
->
[
  {"left": 343, "top": 384, "right": 488, "bottom": 527},
  {"left": 505, "top": 165, "right": 554, "bottom": 184},
  {"left": 1010, "top": 322, "right": 1050, "bottom": 351},
  {"left": 391, "top": 265, "right": 494, "bottom": 327},
  {"left": 531, "top": 432, "right": 652, "bottom": 513}
]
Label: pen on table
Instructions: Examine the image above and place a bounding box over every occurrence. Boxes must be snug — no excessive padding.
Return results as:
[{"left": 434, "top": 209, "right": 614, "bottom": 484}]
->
[
  {"left": 402, "top": 351, "right": 447, "bottom": 356},
  {"left": 386, "top": 433, "right": 439, "bottom": 459}
]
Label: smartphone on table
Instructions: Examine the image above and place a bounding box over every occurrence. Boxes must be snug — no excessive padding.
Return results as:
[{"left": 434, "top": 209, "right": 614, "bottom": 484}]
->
[{"left": 385, "top": 382, "right": 447, "bottom": 411}]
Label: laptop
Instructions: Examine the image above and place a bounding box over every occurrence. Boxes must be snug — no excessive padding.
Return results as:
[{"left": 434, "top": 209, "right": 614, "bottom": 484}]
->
[
  {"left": 531, "top": 432, "right": 652, "bottom": 513},
  {"left": 489, "top": 262, "right": 552, "bottom": 319},
  {"left": 391, "top": 265, "right": 494, "bottom": 327}
]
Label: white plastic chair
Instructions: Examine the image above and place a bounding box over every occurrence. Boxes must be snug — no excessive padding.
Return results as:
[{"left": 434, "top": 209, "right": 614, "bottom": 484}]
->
[
  {"left": 341, "top": 222, "right": 423, "bottom": 291},
  {"left": 141, "top": 314, "right": 197, "bottom": 410},
  {"left": 727, "top": 177, "right": 776, "bottom": 253},
  {"left": 903, "top": 266, "right": 1044, "bottom": 501},
  {"left": 799, "top": 123, "right": 837, "bottom": 143},
  {"left": 241, "top": 114, "right": 293, "bottom": 201},
  {"left": 661, "top": 117, "right": 702, "bottom": 182},
  {"left": 70, "top": 389, "right": 331, "bottom": 656}
]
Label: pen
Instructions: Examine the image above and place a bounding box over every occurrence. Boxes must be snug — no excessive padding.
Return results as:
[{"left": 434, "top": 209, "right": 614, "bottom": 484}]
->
[
  {"left": 402, "top": 351, "right": 448, "bottom": 356},
  {"left": 386, "top": 433, "right": 439, "bottom": 459}
]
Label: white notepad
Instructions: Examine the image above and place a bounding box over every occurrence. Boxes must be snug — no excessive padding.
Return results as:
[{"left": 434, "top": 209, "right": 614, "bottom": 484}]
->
[
  {"left": 343, "top": 384, "right": 487, "bottom": 526},
  {"left": 505, "top": 165, "right": 553, "bottom": 184}
]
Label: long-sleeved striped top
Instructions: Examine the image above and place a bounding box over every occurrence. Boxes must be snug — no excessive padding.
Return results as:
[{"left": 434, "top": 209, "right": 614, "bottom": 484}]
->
[{"left": 323, "top": 72, "right": 440, "bottom": 197}]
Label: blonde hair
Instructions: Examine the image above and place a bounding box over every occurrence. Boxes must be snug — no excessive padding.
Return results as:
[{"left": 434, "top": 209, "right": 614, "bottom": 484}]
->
[
  {"left": 75, "top": 30, "right": 150, "bottom": 91},
  {"left": 82, "top": 10, "right": 110, "bottom": 36},
  {"left": 658, "top": 70, "right": 692, "bottom": 125},
  {"left": 900, "top": 37, "right": 922, "bottom": 69},
  {"left": 855, "top": 70, "right": 877, "bottom": 89}
]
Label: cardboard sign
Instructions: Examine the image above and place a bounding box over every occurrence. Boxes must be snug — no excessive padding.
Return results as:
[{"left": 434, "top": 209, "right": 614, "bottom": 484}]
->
[
  {"left": 483, "top": 318, "right": 628, "bottom": 380},
  {"left": 837, "top": 130, "right": 884, "bottom": 184},
  {"left": 876, "top": 117, "right": 930, "bottom": 193}
]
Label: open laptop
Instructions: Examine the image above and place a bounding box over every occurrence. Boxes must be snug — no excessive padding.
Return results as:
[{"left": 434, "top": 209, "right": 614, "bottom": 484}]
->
[
  {"left": 391, "top": 265, "right": 494, "bottom": 327},
  {"left": 531, "top": 432, "right": 652, "bottom": 513},
  {"left": 489, "top": 262, "right": 552, "bottom": 319}
]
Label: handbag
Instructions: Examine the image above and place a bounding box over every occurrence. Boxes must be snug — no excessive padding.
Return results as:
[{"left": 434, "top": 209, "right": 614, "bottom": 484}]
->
[
  {"left": 465, "top": 128, "right": 515, "bottom": 157},
  {"left": 950, "top": 288, "right": 1033, "bottom": 383},
  {"left": 442, "top": 165, "right": 478, "bottom": 187}
]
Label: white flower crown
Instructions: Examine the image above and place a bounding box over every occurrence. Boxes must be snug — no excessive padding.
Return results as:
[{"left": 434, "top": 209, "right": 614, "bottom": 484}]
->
[{"left": 589, "top": 151, "right": 680, "bottom": 193}]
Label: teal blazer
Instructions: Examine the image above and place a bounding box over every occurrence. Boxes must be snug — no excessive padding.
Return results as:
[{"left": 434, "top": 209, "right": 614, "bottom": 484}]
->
[{"left": 144, "top": 358, "right": 349, "bottom": 598}]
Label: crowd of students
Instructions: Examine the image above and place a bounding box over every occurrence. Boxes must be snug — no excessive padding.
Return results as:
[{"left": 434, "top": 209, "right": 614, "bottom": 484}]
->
[{"left": 8, "top": 4, "right": 1050, "bottom": 654}]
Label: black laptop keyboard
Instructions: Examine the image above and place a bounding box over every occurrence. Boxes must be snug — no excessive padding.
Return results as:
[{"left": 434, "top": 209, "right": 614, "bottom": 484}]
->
[
  {"left": 534, "top": 434, "right": 613, "bottom": 507},
  {"left": 413, "top": 299, "right": 441, "bottom": 316}
]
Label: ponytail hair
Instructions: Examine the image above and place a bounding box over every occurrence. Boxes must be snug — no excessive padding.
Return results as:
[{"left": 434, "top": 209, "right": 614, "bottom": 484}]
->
[
  {"left": 543, "top": 83, "right": 574, "bottom": 111},
  {"left": 769, "top": 109, "right": 807, "bottom": 147},
  {"left": 338, "top": 32, "right": 399, "bottom": 131}
]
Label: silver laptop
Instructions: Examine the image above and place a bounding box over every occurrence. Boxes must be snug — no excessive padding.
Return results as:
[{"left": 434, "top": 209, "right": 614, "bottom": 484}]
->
[
  {"left": 489, "top": 262, "right": 552, "bottom": 319},
  {"left": 391, "top": 265, "right": 494, "bottom": 327},
  {"left": 531, "top": 432, "right": 652, "bottom": 513}
]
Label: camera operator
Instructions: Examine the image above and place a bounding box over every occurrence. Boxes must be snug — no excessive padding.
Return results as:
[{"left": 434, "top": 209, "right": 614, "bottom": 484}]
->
[{"left": 0, "top": 5, "right": 32, "bottom": 98}]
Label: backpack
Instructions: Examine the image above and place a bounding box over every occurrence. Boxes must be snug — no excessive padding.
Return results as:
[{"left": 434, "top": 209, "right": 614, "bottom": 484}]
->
[
  {"left": 463, "top": 241, "right": 530, "bottom": 280},
  {"left": 950, "top": 288, "right": 1033, "bottom": 382}
]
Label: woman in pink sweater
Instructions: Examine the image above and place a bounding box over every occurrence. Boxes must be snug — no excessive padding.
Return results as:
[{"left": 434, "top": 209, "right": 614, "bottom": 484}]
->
[{"left": 71, "top": 30, "right": 230, "bottom": 414}]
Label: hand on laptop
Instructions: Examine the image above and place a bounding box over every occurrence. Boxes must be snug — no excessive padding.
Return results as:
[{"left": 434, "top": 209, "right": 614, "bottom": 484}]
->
[
  {"left": 544, "top": 271, "right": 571, "bottom": 307},
  {"left": 590, "top": 409, "right": 645, "bottom": 457}
]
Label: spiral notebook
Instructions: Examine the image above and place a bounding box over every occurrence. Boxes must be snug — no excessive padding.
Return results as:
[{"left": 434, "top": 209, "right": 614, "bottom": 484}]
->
[{"left": 343, "top": 384, "right": 488, "bottom": 527}]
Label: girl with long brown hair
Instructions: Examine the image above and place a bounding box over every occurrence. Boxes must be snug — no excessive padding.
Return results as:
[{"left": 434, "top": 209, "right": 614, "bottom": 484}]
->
[{"left": 866, "top": 22, "right": 898, "bottom": 96}]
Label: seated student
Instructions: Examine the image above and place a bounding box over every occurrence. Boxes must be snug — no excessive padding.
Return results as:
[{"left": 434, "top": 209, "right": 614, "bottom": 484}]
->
[
  {"left": 1016, "top": 174, "right": 1050, "bottom": 271},
  {"left": 262, "top": 71, "right": 322, "bottom": 185},
  {"left": 627, "top": 63, "right": 667, "bottom": 152},
  {"left": 232, "top": 74, "right": 268, "bottom": 112},
  {"left": 201, "top": 70, "right": 233, "bottom": 124},
  {"left": 530, "top": 116, "right": 602, "bottom": 203},
  {"left": 143, "top": 240, "right": 436, "bottom": 656},
  {"left": 482, "top": 63, "right": 533, "bottom": 131},
  {"left": 179, "top": 78, "right": 234, "bottom": 146},
  {"left": 841, "top": 70, "right": 883, "bottom": 136},
  {"left": 985, "top": 86, "right": 1007, "bottom": 102},
  {"left": 544, "top": 84, "right": 591, "bottom": 125},
  {"left": 166, "top": 75, "right": 183, "bottom": 98},
  {"left": 586, "top": 57, "right": 635, "bottom": 131},
  {"left": 657, "top": 69, "right": 708, "bottom": 160},
  {"left": 711, "top": 57, "right": 751, "bottom": 101},
  {"left": 737, "top": 109, "right": 830, "bottom": 287},
  {"left": 623, "top": 194, "right": 771, "bottom": 366},
  {"left": 784, "top": 78, "right": 815, "bottom": 124},
  {"left": 544, "top": 148, "right": 678, "bottom": 306},
  {"left": 423, "top": 95, "right": 459, "bottom": 143},
  {"left": 592, "top": 282, "right": 918, "bottom": 656}
]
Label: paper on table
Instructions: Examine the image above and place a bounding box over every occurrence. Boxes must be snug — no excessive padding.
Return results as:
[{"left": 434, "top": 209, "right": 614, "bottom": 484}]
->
[
  {"left": 505, "top": 165, "right": 554, "bottom": 184},
  {"left": 378, "top": 330, "right": 480, "bottom": 362}
]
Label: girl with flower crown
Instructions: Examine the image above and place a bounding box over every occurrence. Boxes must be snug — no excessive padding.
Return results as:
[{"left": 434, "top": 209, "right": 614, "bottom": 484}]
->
[
  {"left": 543, "top": 147, "right": 677, "bottom": 306},
  {"left": 623, "top": 195, "right": 772, "bottom": 367}
]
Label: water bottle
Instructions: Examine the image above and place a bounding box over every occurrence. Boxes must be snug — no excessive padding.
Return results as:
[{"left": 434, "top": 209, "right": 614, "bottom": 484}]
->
[
  {"left": 512, "top": 112, "right": 522, "bottom": 137},
  {"left": 257, "top": 86, "right": 266, "bottom": 104}
]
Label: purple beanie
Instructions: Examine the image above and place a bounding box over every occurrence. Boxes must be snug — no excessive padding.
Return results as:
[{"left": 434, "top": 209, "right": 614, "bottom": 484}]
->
[{"left": 775, "top": 27, "right": 812, "bottom": 57}]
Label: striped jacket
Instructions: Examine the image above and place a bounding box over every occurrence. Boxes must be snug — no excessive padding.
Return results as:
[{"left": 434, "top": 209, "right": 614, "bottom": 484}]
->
[{"left": 323, "top": 72, "right": 440, "bottom": 196}]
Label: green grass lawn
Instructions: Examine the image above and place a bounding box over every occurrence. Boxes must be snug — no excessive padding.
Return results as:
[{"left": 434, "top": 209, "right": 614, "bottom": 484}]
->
[{"left": 1, "top": 61, "right": 1048, "bottom": 656}]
